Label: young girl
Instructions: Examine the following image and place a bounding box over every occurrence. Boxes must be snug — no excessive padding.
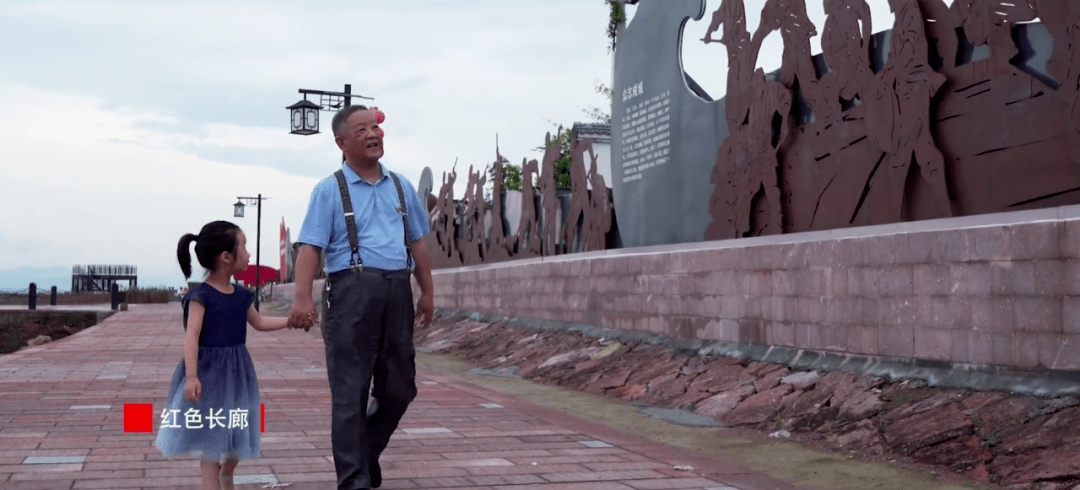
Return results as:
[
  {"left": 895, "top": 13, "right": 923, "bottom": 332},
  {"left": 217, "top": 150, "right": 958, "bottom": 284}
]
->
[{"left": 155, "top": 220, "right": 306, "bottom": 490}]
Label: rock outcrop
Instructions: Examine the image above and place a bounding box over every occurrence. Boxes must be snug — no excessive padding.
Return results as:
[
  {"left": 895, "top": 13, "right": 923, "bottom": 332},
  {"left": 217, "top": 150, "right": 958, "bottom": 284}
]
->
[{"left": 417, "top": 315, "right": 1080, "bottom": 490}]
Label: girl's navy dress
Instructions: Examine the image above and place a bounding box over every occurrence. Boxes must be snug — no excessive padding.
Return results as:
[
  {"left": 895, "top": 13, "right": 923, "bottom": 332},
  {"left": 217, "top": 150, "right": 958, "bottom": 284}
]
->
[{"left": 154, "top": 283, "right": 261, "bottom": 461}]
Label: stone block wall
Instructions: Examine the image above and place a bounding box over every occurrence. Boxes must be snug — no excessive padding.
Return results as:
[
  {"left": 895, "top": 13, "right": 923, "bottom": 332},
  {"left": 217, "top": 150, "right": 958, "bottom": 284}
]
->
[{"left": 431, "top": 206, "right": 1080, "bottom": 372}]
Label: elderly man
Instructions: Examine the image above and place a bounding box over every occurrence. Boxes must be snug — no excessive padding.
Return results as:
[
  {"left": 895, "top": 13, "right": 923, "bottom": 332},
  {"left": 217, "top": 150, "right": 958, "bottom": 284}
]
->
[{"left": 289, "top": 105, "right": 434, "bottom": 490}]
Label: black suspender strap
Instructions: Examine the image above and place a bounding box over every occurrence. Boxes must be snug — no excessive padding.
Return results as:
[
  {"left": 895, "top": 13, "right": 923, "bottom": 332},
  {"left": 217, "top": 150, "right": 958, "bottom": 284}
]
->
[
  {"left": 389, "top": 171, "right": 415, "bottom": 271},
  {"left": 333, "top": 169, "right": 363, "bottom": 271},
  {"left": 334, "top": 167, "right": 414, "bottom": 272}
]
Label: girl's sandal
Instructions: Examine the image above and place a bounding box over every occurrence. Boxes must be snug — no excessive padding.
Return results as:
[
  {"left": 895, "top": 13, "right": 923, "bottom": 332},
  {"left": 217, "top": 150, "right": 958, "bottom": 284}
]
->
[{"left": 219, "top": 472, "right": 235, "bottom": 490}]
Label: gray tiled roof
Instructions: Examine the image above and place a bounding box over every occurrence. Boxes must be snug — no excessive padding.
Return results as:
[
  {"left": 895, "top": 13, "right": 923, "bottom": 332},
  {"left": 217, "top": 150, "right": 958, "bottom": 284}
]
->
[{"left": 571, "top": 122, "right": 611, "bottom": 136}]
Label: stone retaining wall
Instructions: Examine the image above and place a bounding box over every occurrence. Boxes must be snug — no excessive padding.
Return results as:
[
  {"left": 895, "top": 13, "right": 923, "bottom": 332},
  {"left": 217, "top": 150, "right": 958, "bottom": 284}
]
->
[
  {"left": 429, "top": 206, "right": 1080, "bottom": 373},
  {"left": 269, "top": 206, "right": 1080, "bottom": 376}
]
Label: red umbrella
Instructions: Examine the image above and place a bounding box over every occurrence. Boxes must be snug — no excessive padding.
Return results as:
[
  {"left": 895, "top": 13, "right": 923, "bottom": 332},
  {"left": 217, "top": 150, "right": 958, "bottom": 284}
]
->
[{"left": 233, "top": 265, "right": 279, "bottom": 287}]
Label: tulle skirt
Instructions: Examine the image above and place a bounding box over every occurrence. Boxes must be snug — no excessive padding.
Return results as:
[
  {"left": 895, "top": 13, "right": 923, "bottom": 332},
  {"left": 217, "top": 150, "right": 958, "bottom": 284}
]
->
[{"left": 154, "top": 345, "right": 261, "bottom": 461}]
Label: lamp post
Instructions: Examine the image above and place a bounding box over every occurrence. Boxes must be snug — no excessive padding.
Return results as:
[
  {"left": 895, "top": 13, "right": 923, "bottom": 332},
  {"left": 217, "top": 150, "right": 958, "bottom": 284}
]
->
[
  {"left": 286, "top": 84, "right": 373, "bottom": 136},
  {"left": 282, "top": 84, "right": 373, "bottom": 285},
  {"left": 233, "top": 195, "right": 269, "bottom": 310}
]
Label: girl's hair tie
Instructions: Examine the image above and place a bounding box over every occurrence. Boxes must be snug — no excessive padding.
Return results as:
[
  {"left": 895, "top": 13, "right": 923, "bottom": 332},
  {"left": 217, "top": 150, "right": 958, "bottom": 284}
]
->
[{"left": 370, "top": 107, "right": 385, "bottom": 124}]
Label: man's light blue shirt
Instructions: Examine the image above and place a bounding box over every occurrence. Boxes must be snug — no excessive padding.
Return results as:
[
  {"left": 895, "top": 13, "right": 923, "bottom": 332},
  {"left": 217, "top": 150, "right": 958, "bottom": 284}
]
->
[{"left": 297, "top": 162, "right": 430, "bottom": 274}]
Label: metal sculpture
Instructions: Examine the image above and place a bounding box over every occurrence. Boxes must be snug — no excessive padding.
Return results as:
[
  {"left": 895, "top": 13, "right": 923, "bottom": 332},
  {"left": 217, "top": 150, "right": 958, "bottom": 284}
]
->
[
  {"left": 430, "top": 163, "right": 462, "bottom": 268},
  {"left": 516, "top": 157, "right": 542, "bottom": 258},
  {"left": 424, "top": 0, "right": 1080, "bottom": 265},
  {"left": 953, "top": 0, "right": 1038, "bottom": 76},
  {"left": 819, "top": 0, "right": 872, "bottom": 127},
  {"left": 538, "top": 133, "right": 560, "bottom": 256},
  {"left": 917, "top": 0, "right": 958, "bottom": 70},
  {"left": 1035, "top": 0, "right": 1080, "bottom": 166},
  {"left": 561, "top": 137, "right": 593, "bottom": 253},
  {"left": 702, "top": 0, "right": 1079, "bottom": 239},
  {"left": 759, "top": 0, "right": 825, "bottom": 120},
  {"left": 866, "top": 0, "right": 953, "bottom": 222},
  {"left": 918, "top": 0, "right": 1077, "bottom": 215},
  {"left": 704, "top": 0, "right": 793, "bottom": 239},
  {"left": 424, "top": 131, "right": 617, "bottom": 268},
  {"left": 584, "top": 148, "right": 614, "bottom": 252},
  {"left": 486, "top": 150, "right": 515, "bottom": 263},
  {"left": 703, "top": 0, "right": 758, "bottom": 129},
  {"left": 459, "top": 164, "right": 487, "bottom": 266}
]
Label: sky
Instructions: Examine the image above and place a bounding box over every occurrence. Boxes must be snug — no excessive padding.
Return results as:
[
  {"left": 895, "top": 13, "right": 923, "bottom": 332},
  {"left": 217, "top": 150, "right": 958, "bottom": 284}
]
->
[{"left": 0, "top": 0, "right": 907, "bottom": 291}]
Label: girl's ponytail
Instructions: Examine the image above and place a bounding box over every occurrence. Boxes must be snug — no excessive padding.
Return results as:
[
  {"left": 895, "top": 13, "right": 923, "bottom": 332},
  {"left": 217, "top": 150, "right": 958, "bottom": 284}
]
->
[
  {"left": 177, "top": 233, "right": 198, "bottom": 279},
  {"left": 179, "top": 221, "right": 241, "bottom": 278}
]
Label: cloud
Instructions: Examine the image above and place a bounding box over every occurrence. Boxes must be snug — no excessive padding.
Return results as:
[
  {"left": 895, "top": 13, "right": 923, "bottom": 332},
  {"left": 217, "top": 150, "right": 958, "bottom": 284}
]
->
[
  {"left": 0, "top": 81, "right": 319, "bottom": 287},
  {"left": 1, "top": 0, "right": 615, "bottom": 168},
  {"left": 0, "top": 0, "right": 620, "bottom": 287}
]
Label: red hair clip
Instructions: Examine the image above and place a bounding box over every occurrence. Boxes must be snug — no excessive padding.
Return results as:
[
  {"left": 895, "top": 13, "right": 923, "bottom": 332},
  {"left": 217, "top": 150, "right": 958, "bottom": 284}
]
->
[{"left": 370, "top": 107, "right": 386, "bottom": 124}]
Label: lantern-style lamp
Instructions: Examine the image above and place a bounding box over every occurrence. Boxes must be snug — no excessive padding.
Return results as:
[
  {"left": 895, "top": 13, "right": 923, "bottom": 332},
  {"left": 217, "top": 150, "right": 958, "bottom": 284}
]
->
[
  {"left": 287, "top": 99, "right": 322, "bottom": 135},
  {"left": 233, "top": 199, "right": 246, "bottom": 218}
]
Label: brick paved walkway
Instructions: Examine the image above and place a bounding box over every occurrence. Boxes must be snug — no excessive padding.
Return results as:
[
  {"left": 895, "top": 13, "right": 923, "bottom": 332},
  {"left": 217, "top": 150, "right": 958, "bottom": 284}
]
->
[{"left": 0, "top": 305, "right": 840, "bottom": 489}]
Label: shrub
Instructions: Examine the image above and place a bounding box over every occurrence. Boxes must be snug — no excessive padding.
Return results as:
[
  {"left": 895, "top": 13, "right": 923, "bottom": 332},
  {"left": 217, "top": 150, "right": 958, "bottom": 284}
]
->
[{"left": 124, "top": 287, "right": 173, "bottom": 304}]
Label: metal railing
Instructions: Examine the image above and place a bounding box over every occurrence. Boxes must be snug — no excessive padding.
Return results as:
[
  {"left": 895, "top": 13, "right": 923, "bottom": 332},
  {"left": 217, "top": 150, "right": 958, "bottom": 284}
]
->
[{"left": 72, "top": 265, "right": 138, "bottom": 277}]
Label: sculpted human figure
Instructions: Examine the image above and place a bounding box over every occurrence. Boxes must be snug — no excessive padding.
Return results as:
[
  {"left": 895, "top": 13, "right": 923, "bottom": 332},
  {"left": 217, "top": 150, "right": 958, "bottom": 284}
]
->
[
  {"left": 757, "top": 0, "right": 825, "bottom": 120},
  {"left": 819, "top": 0, "right": 874, "bottom": 126},
  {"left": 708, "top": 69, "right": 792, "bottom": 239},
  {"left": 705, "top": 0, "right": 777, "bottom": 239},
  {"left": 561, "top": 136, "right": 593, "bottom": 253},
  {"left": 1035, "top": 0, "right": 1080, "bottom": 164},
  {"left": 1036, "top": 0, "right": 1080, "bottom": 92},
  {"left": 585, "top": 150, "right": 612, "bottom": 252},
  {"left": 743, "top": 70, "right": 792, "bottom": 235},
  {"left": 457, "top": 165, "right": 475, "bottom": 262},
  {"left": 952, "top": 0, "right": 1037, "bottom": 75},
  {"left": 516, "top": 157, "right": 542, "bottom": 257},
  {"left": 458, "top": 164, "right": 487, "bottom": 265},
  {"left": 703, "top": 0, "right": 759, "bottom": 129},
  {"left": 538, "top": 132, "right": 560, "bottom": 255},
  {"left": 706, "top": 125, "right": 749, "bottom": 240},
  {"left": 869, "top": 0, "right": 953, "bottom": 221},
  {"left": 434, "top": 165, "right": 458, "bottom": 262},
  {"left": 917, "top": 0, "right": 959, "bottom": 72},
  {"left": 703, "top": 0, "right": 795, "bottom": 239},
  {"left": 486, "top": 152, "right": 513, "bottom": 262}
]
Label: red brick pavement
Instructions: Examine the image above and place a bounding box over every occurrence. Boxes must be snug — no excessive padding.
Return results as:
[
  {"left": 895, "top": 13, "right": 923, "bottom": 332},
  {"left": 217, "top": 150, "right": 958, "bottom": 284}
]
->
[{"left": 0, "top": 304, "right": 798, "bottom": 490}]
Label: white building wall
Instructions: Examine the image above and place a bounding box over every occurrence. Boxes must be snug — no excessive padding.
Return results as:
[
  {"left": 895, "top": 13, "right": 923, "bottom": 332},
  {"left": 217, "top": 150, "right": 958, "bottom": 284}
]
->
[{"left": 579, "top": 135, "right": 612, "bottom": 190}]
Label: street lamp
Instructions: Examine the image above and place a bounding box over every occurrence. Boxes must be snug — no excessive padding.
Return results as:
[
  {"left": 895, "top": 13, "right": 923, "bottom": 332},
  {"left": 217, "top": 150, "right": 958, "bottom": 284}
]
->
[
  {"left": 232, "top": 195, "right": 269, "bottom": 310},
  {"left": 287, "top": 99, "right": 321, "bottom": 135},
  {"left": 286, "top": 84, "right": 373, "bottom": 135}
]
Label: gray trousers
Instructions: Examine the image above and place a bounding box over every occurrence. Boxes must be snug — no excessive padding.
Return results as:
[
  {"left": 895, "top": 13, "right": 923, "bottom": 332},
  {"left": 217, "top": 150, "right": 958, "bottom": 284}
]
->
[{"left": 322, "top": 268, "right": 417, "bottom": 490}]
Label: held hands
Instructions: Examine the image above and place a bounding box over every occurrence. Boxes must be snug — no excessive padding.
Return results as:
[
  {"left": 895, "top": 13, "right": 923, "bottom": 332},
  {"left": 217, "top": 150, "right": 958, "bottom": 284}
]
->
[
  {"left": 287, "top": 301, "right": 319, "bottom": 332},
  {"left": 290, "top": 311, "right": 318, "bottom": 331},
  {"left": 184, "top": 378, "right": 202, "bottom": 402},
  {"left": 302, "top": 310, "right": 318, "bottom": 330}
]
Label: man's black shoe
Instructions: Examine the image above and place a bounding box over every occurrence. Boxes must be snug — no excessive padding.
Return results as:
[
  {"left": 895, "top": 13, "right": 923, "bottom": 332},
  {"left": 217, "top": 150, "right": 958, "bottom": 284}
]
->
[{"left": 370, "top": 459, "right": 381, "bottom": 488}]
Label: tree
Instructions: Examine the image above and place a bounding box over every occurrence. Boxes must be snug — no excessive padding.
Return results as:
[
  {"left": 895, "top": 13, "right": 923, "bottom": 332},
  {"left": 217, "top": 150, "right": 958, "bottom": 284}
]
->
[
  {"left": 485, "top": 155, "right": 524, "bottom": 209},
  {"left": 598, "top": 0, "right": 636, "bottom": 120},
  {"left": 606, "top": 0, "right": 626, "bottom": 53},
  {"left": 535, "top": 127, "right": 574, "bottom": 189},
  {"left": 583, "top": 80, "right": 613, "bottom": 124},
  {"left": 554, "top": 152, "right": 573, "bottom": 189},
  {"left": 491, "top": 161, "right": 523, "bottom": 192},
  {"left": 551, "top": 127, "right": 573, "bottom": 189}
]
